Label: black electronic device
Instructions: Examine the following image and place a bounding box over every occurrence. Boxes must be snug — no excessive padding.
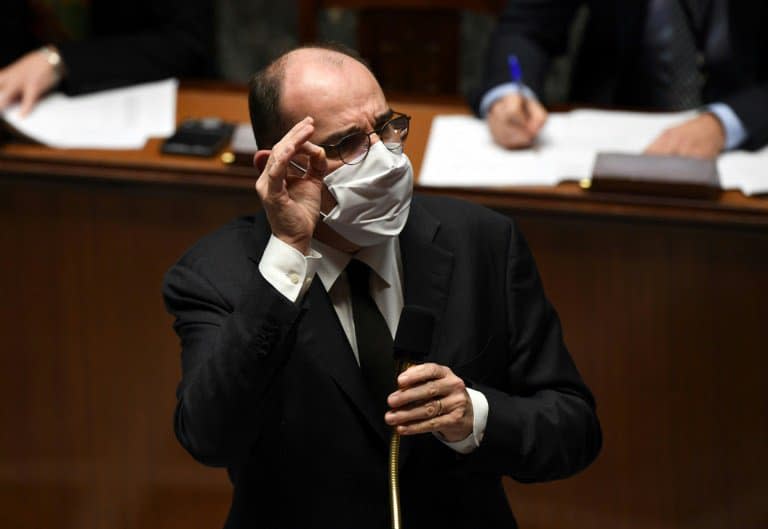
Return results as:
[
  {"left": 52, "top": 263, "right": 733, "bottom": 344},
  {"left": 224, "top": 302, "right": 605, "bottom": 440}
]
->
[{"left": 161, "top": 118, "right": 234, "bottom": 157}]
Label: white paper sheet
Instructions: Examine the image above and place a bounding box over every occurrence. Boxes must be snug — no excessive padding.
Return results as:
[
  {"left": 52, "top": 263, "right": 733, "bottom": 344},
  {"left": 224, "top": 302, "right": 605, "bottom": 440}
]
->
[
  {"left": 718, "top": 147, "right": 768, "bottom": 195},
  {"left": 1, "top": 78, "right": 178, "bottom": 149},
  {"left": 419, "top": 116, "right": 560, "bottom": 187},
  {"left": 419, "top": 109, "right": 768, "bottom": 195}
]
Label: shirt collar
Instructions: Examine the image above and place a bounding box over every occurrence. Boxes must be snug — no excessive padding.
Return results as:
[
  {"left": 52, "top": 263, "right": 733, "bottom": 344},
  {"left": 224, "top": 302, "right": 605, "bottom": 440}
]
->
[{"left": 312, "top": 236, "right": 400, "bottom": 292}]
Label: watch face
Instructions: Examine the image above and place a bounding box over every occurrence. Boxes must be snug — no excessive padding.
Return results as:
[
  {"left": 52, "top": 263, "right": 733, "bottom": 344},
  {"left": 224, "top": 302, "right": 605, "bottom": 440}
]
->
[
  {"left": 40, "top": 46, "right": 64, "bottom": 79},
  {"left": 41, "top": 46, "right": 60, "bottom": 66}
]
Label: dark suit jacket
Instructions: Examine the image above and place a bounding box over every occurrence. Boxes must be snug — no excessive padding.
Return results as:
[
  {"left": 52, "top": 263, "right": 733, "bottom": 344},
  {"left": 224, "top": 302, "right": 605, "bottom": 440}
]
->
[
  {"left": 163, "top": 195, "right": 602, "bottom": 529},
  {"left": 1, "top": 0, "right": 214, "bottom": 95},
  {"left": 473, "top": 0, "right": 768, "bottom": 150}
]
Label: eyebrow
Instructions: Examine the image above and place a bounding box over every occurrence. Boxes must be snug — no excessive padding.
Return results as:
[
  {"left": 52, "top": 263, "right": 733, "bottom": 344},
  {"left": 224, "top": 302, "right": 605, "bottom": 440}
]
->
[{"left": 318, "top": 108, "right": 394, "bottom": 146}]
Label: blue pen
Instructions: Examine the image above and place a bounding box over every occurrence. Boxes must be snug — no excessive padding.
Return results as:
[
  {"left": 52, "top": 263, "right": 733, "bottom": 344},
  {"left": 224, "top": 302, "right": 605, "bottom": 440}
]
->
[
  {"left": 507, "top": 54, "right": 523, "bottom": 86},
  {"left": 507, "top": 54, "right": 529, "bottom": 120}
]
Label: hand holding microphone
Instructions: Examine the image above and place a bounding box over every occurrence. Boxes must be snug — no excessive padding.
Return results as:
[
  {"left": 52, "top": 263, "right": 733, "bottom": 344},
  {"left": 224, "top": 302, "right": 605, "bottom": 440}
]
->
[
  {"left": 386, "top": 363, "right": 474, "bottom": 442},
  {"left": 386, "top": 306, "right": 476, "bottom": 529},
  {"left": 385, "top": 306, "right": 474, "bottom": 443}
]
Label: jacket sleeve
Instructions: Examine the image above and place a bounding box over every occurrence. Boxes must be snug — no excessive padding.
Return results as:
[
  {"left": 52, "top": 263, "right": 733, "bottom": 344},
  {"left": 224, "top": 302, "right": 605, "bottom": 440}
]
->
[
  {"left": 464, "top": 220, "right": 602, "bottom": 482},
  {"left": 721, "top": 81, "right": 768, "bottom": 150},
  {"left": 57, "top": 0, "right": 214, "bottom": 94},
  {"left": 163, "top": 258, "right": 303, "bottom": 467},
  {"left": 470, "top": 0, "right": 582, "bottom": 114}
]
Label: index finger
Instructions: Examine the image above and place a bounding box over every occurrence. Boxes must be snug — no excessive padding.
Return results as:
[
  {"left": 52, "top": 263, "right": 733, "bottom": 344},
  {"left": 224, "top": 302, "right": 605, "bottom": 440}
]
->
[
  {"left": 264, "top": 117, "right": 316, "bottom": 192},
  {"left": 397, "top": 363, "right": 448, "bottom": 388}
]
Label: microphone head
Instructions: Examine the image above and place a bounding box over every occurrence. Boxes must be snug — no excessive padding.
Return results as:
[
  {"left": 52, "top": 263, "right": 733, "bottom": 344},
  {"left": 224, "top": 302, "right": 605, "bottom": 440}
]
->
[{"left": 393, "top": 305, "right": 435, "bottom": 362}]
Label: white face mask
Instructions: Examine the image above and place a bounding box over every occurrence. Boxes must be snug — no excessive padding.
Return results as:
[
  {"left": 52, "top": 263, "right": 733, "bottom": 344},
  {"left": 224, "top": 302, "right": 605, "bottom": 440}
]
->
[{"left": 322, "top": 141, "right": 413, "bottom": 247}]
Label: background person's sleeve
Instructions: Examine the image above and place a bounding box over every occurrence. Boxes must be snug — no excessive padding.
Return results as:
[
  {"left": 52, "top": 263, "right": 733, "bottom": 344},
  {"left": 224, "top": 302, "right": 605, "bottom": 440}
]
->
[
  {"left": 470, "top": 0, "right": 582, "bottom": 115},
  {"left": 58, "top": 0, "right": 215, "bottom": 94}
]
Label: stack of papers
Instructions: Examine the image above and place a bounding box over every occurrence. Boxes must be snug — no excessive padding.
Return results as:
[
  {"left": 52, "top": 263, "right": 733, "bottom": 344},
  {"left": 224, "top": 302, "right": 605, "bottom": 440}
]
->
[
  {"left": 419, "top": 110, "right": 768, "bottom": 196},
  {"left": 1, "top": 78, "right": 178, "bottom": 150}
]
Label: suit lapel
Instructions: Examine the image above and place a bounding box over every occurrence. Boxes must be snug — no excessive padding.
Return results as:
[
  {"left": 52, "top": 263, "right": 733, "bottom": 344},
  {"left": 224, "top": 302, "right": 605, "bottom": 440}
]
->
[
  {"left": 397, "top": 199, "right": 455, "bottom": 465},
  {"left": 399, "top": 200, "right": 454, "bottom": 364},
  {"left": 303, "top": 279, "right": 392, "bottom": 445},
  {"left": 728, "top": 0, "right": 761, "bottom": 60}
]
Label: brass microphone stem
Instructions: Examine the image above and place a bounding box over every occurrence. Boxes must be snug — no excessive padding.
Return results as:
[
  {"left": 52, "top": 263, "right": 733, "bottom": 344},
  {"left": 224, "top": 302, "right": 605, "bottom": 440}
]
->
[
  {"left": 389, "top": 360, "right": 413, "bottom": 529},
  {"left": 389, "top": 430, "right": 402, "bottom": 529}
]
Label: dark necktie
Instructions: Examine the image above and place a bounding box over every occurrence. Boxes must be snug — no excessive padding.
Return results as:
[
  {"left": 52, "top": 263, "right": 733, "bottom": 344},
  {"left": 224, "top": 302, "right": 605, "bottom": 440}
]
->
[
  {"left": 643, "top": 0, "right": 707, "bottom": 109},
  {"left": 346, "top": 259, "right": 396, "bottom": 416}
]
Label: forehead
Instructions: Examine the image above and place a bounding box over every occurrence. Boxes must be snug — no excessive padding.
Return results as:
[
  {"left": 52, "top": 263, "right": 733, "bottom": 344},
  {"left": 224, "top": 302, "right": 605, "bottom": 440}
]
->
[{"left": 280, "top": 50, "right": 388, "bottom": 140}]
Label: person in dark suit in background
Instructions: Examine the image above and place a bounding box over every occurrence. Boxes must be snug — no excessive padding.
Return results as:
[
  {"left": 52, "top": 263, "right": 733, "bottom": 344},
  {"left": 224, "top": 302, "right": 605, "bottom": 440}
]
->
[
  {"left": 0, "top": 0, "right": 214, "bottom": 115},
  {"left": 163, "top": 44, "right": 601, "bottom": 529},
  {"left": 473, "top": 0, "right": 768, "bottom": 158}
]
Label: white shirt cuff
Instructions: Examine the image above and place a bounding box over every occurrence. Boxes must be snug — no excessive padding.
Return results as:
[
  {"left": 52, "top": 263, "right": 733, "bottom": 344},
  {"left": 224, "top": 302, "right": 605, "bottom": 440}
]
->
[
  {"left": 436, "top": 387, "right": 489, "bottom": 454},
  {"left": 258, "top": 235, "right": 321, "bottom": 302},
  {"left": 479, "top": 82, "right": 538, "bottom": 117},
  {"left": 706, "top": 102, "right": 748, "bottom": 150}
]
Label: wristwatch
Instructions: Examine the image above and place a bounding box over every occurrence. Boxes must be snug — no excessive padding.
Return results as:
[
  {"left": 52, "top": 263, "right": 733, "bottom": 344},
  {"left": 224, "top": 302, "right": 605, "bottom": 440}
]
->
[{"left": 39, "top": 45, "right": 65, "bottom": 81}]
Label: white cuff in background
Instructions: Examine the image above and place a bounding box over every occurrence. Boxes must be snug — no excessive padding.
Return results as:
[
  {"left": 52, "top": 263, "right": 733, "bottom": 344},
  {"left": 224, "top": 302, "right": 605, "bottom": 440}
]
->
[
  {"left": 437, "top": 387, "right": 489, "bottom": 454},
  {"left": 258, "top": 235, "right": 321, "bottom": 302},
  {"left": 706, "top": 102, "right": 748, "bottom": 150},
  {"left": 479, "top": 82, "right": 539, "bottom": 118}
]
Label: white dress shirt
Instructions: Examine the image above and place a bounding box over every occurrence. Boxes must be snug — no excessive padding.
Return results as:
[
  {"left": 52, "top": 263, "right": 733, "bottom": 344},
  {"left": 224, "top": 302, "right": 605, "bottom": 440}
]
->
[{"left": 258, "top": 234, "right": 489, "bottom": 454}]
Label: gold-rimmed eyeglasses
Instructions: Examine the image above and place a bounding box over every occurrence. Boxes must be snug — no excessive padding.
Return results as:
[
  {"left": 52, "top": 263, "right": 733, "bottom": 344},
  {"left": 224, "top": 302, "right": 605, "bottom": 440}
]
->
[{"left": 320, "top": 111, "right": 411, "bottom": 165}]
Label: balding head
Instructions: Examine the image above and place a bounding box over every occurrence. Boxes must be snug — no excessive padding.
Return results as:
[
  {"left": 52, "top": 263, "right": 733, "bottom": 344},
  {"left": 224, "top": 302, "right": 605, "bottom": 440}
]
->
[{"left": 248, "top": 44, "right": 378, "bottom": 149}]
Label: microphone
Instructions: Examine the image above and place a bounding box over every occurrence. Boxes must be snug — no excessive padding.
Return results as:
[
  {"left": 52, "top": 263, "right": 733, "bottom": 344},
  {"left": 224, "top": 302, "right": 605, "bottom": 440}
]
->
[
  {"left": 393, "top": 305, "right": 435, "bottom": 374},
  {"left": 389, "top": 305, "right": 435, "bottom": 529}
]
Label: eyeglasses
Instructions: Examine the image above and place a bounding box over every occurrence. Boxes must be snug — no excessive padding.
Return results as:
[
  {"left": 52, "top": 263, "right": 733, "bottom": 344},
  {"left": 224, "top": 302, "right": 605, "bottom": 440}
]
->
[{"left": 320, "top": 111, "right": 411, "bottom": 165}]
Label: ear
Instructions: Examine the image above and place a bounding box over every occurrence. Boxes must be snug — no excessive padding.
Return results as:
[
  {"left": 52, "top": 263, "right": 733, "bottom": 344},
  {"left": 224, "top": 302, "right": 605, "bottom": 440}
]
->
[{"left": 253, "top": 150, "right": 271, "bottom": 171}]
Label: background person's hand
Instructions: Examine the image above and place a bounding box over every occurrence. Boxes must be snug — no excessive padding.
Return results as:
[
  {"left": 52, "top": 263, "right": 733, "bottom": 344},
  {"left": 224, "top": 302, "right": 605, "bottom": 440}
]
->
[
  {"left": 0, "top": 50, "right": 61, "bottom": 116},
  {"left": 644, "top": 112, "right": 726, "bottom": 159},
  {"left": 253, "top": 117, "right": 328, "bottom": 255},
  {"left": 386, "top": 362, "right": 474, "bottom": 442},
  {"left": 487, "top": 92, "right": 548, "bottom": 149}
]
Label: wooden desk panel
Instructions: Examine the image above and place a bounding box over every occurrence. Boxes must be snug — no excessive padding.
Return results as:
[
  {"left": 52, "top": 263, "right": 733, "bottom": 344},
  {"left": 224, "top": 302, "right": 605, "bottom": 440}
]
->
[
  {"left": 504, "top": 212, "right": 768, "bottom": 529},
  {"left": 1, "top": 85, "right": 766, "bottom": 529}
]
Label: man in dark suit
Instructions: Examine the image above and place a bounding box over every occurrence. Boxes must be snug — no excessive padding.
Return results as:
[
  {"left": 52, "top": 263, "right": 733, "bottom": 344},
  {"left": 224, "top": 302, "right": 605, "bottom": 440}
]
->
[
  {"left": 0, "top": 0, "right": 213, "bottom": 115},
  {"left": 163, "top": 44, "right": 601, "bottom": 529},
  {"left": 474, "top": 0, "right": 768, "bottom": 157}
]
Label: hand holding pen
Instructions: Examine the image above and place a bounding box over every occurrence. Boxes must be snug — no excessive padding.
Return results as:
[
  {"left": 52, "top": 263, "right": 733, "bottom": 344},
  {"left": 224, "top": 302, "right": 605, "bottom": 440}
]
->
[{"left": 486, "top": 55, "right": 548, "bottom": 150}]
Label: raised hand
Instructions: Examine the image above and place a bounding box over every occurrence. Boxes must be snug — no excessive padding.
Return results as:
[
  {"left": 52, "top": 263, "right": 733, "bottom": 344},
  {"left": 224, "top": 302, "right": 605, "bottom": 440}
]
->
[{"left": 254, "top": 117, "right": 328, "bottom": 255}]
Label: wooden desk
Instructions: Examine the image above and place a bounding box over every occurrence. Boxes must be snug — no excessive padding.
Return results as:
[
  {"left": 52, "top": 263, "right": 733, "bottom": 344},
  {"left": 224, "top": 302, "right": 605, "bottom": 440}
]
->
[{"left": 1, "top": 85, "right": 766, "bottom": 529}]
